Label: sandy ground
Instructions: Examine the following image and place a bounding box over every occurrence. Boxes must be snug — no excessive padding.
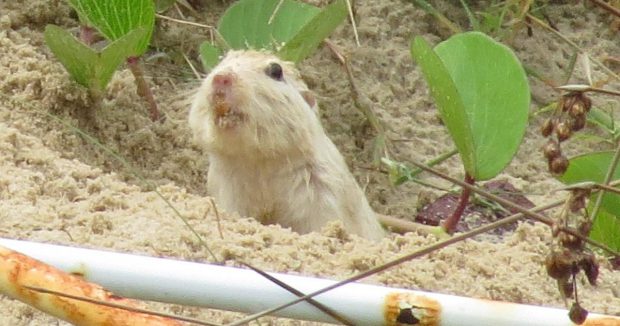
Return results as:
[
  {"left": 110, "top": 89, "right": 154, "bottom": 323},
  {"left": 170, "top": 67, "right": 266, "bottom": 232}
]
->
[{"left": 0, "top": 0, "right": 619, "bottom": 325}]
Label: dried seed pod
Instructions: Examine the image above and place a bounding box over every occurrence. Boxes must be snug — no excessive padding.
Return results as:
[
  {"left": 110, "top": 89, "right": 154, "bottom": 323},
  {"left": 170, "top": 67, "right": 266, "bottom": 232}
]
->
[
  {"left": 559, "top": 277, "right": 574, "bottom": 298},
  {"left": 571, "top": 115, "right": 586, "bottom": 131},
  {"left": 541, "top": 118, "right": 555, "bottom": 137},
  {"left": 556, "top": 120, "right": 573, "bottom": 141},
  {"left": 545, "top": 250, "right": 578, "bottom": 280},
  {"left": 549, "top": 155, "right": 569, "bottom": 175},
  {"left": 551, "top": 223, "right": 561, "bottom": 237},
  {"left": 580, "top": 94, "right": 592, "bottom": 112},
  {"left": 578, "top": 219, "right": 593, "bottom": 235},
  {"left": 569, "top": 302, "right": 588, "bottom": 325},
  {"left": 568, "top": 194, "right": 586, "bottom": 212},
  {"left": 559, "top": 233, "right": 583, "bottom": 250},
  {"left": 569, "top": 188, "right": 590, "bottom": 212},
  {"left": 545, "top": 254, "right": 565, "bottom": 280},
  {"left": 569, "top": 102, "right": 587, "bottom": 118},
  {"left": 561, "top": 94, "right": 577, "bottom": 112},
  {"left": 543, "top": 140, "right": 561, "bottom": 160},
  {"left": 579, "top": 254, "right": 599, "bottom": 286}
]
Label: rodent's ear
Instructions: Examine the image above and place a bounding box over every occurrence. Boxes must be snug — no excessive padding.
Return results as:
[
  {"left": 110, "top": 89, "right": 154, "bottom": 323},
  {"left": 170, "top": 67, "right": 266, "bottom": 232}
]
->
[{"left": 300, "top": 90, "right": 317, "bottom": 111}]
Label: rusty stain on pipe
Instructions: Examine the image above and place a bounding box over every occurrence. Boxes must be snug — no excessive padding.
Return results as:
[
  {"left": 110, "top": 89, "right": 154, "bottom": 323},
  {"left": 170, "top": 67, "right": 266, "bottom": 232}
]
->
[
  {"left": 385, "top": 292, "right": 441, "bottom": 326},
  {"left": 0, "top": 245, "right": 181, "bottom": 326}
]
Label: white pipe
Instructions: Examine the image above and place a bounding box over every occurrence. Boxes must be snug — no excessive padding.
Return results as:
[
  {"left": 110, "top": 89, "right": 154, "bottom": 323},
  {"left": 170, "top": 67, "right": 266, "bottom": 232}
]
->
[{"left": 0, "top": 238, "right": 618, "bottom": 325}]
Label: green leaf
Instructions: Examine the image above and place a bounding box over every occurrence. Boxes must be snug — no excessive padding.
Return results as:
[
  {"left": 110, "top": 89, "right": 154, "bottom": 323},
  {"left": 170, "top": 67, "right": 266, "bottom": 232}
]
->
[
  {"left": 44, "top": 24, "right": 98, "bottom": 88},
  {"left": 68, "top": 0, "right": 154, "bottom": 55},
  {"left": 199, "top": 42, "right": 223, "bottom": 71},
  {"left": 218, "top": 0, "right": 320, "bottom": 52},
  {"left": 588, "top": 107, "right": 619, "bottom": 139},
  {"left": 382, "top": 158, "right": 414, "bottom": 186},
  {"left": 589, "top": 210, "right": 620, "bottom": 253},
  {"left": 45, "top": 25, "right": 148, "bottom": 93},
  {"left": 559, "top": 151, "right": 620, "bottom": 252},
  {"left": 211, "top": 0, "right": 346, "bottom": 64},
  {"left": 411, "top": 36, "right": 476, "bottom": 176},
  {"left": 99, "top": 28, "right": 150, "bottom": 90},
  {"left": 434, "top": 32, "right": 530, "bottom": 180},
  {"left": 278, "top": 0, "right": 348, "bottom": 62}
]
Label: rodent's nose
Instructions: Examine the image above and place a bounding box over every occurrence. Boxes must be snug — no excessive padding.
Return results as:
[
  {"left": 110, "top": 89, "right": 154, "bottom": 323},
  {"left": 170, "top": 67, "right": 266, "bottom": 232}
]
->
[{"left": 212, "top": 72, "right": 235, "bottom": 89}]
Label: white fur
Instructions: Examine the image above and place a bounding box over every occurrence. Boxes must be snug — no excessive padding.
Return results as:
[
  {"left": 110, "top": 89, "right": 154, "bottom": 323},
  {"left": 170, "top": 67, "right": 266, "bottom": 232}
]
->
[{"left": 189, "top": 50, "right": 385, "bottom": 240}]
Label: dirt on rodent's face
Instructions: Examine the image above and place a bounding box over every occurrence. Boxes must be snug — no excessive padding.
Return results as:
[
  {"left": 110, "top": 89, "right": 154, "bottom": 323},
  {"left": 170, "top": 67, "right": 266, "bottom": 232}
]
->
[
  {"left": 190, "top": 50, "right": 321, "bottom": 158},
  {"left": 1, "top": 0, "right": 619, "bottom": 325}
]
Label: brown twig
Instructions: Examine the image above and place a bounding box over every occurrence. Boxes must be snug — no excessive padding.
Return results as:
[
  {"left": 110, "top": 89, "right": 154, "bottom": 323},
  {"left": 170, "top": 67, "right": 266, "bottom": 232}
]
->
[
  {"left": 325, "top": 40, "right": 391, "bottom": 163},
  {"left": 525, "top": 13, "right": 620, "bottom": 82},
  {"left": 127, "top": 56, "right": 162, "bottom": 122},
  {"left": 209, "top": 197, "right": 224, "bottom": 240},
  {"left": 593, "top": 183, "right": 620, "bottom": 194},
  {"left": 344, "top": 0, "right": 360, "bottom": 46},
  {"left": 376, "top": 214, "right": 438, "bottom": 235},
  {"left": 240, "top": 263, "right": 355, "bottom": 326},
  {"left": 588, "top": 0, "right": 620, "bottom": 17},
  {"left": 555, "top": 84, "right": 620, "bottom": 96},
  {"left": 155, "top": 13, "right": 214, "bottom": 29},
  {"left": 183, "top": 52, "right": 202, "bottom": 80},
  {"left": 24, "top": 286, "right": 217, "bottom": 326}
]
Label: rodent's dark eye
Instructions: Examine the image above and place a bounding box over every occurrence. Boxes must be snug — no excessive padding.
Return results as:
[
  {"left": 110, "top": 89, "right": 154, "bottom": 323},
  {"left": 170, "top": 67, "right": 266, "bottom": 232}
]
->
[{"left": 265, "top": 62, "right": 283, "bottom": 81}]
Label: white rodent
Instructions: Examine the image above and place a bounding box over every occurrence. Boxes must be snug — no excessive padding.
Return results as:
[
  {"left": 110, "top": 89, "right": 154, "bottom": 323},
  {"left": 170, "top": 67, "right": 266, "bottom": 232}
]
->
[{"left": 189, "top": 50, "right": 385, "bottom": 240}]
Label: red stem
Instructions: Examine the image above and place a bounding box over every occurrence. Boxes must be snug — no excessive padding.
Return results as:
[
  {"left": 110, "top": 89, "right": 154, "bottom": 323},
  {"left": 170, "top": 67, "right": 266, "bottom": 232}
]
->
[
  {"left": 79, "top": 26, "right": 96, "bottom": 45},
  {"left": 441, "top": 173, "right": 475, "bottom": 234},
  {"left": 126, "top": 56, "right": 161, "bottom": 122}
]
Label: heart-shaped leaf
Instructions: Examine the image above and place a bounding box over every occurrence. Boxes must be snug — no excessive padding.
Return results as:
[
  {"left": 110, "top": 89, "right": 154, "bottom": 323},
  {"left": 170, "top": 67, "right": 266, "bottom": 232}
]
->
[
  {"left": 412, "top": 32, "right": 530, "bottom": 181},
  {"left": 68, "top": 0, "right": 154, "bottom": 56},
  {"left": 44, "top": 25, "right": 98, "bottom": 89},
  {"left": 590, "top": 209, "right": 620, "bottom": 253},
  {"left": 199, "top": 42, "right": 223, "bottom": 71},
  {"left": 218, "top": 0, "right": 320, "bottom": 52},
  {"left": 45, "top": 25, "right": 148, "bottom": 93},
  {"left": 98, "top": 28, "right": 150, "bottom": 89},
  {"left": 411, "top": 36, "right": 476, "bottom": 175},
  {"left": 216, "top": 0, "right": 346, "bottom": 63},
  {"left": 278, "top": 0, "right": 347, "bottom": 62},
  {"left": 559, "top": 151, "right": 620, "bottom": 252}
]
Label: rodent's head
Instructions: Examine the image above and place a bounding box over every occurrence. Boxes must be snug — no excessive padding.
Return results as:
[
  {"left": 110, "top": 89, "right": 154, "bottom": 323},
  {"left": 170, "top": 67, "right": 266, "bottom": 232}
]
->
[{"left": 189, "top": 50, "right": 321, "bottom": 159}]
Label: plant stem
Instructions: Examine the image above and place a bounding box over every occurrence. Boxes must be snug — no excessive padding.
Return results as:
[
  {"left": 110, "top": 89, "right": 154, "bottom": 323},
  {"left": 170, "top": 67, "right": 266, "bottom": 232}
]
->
[
  {"left": 325, "top": 40, "right": 390, "bottom": 163},
  {"left": 441, "top": 172, "right": 475, "bottom": 234},
  {"left": 458, "top": 0, "right": 479, "bottom": 31},
  {"left": 589, "top": 138, "right": 620, "bottom": 225},
  {"left": 525, "top": 13, "right": 620, "bottom": 82},
  {"left": 588, "top": 0, "right": 620, "bottom": 17},
  {"left": 79, "top": 26, "right": 96, "bottom": 45},
  {"left": 407, "top": 158, "right": 619, "bottom": 256},
  {"left": 562, "top": 50, "right": 578, "bottom": 85},
  {"left": 407, "top": 148, "right": 458, "bottom": 180},
  {"left": 127, "top": 56, "right": 161, "bottom": 122},
  {"left": 408, "top": 0, "right": 462, "bottom": 34}
]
